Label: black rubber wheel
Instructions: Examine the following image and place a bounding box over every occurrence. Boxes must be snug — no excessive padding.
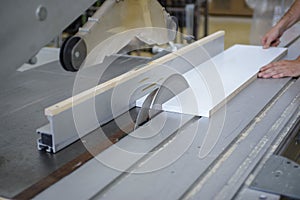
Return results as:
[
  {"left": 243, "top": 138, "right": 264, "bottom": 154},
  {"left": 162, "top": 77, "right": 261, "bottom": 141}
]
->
[{"left": 59, "top": 36, "right": 87, "bottom": 72}]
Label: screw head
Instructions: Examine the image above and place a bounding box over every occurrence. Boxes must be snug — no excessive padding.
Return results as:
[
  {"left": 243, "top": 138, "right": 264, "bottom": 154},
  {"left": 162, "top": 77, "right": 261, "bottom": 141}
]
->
[
  {"left": 74, "top": 51, "right": 80, "bottom": 58},
  {"left": 28, "top": 56, "right": 37, "bottom": 65},
  {"left": 36, "top": 5, "right": 47, "bottom": 21},
  {"left": 274, "top": 170, "right": 283, "bottom": 177},
  {"left": 259, "top": 194, "right": 267, "bottom": 199}
]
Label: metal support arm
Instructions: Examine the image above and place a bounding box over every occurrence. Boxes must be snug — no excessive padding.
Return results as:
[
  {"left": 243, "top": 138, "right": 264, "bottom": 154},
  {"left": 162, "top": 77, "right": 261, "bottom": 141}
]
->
[{"left": 0, "top": 0, "right": 96, "bottom": 81}]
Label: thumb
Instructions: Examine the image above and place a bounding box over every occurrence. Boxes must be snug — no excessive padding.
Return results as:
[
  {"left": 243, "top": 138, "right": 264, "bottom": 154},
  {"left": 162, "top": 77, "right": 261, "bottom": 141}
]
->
[
  {"left": 261, "top": 36, "right": 269, "bottom": 49},
  {"left": 264, "top": 37, "right": 274, "bottom": 49}
]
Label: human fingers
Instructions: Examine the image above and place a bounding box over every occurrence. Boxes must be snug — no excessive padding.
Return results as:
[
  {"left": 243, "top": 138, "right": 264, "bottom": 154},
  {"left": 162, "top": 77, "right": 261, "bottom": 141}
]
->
[
  {"left": 270, "top": 39, "right": 280, "bottom": 47},
  {"left": 261, "top": 36, "right": 269, "bottom": 48},
  {"left": 258, "top": 62, "right": 285, "bottom": 78},
  {"left": 258, "top": 60, "right": 296, "bottom": 78},
  {"left": 272, "top": 73, "right": 285, "bottom": 78},
  {"left": 259, "top": 59, "right": 287, "bottom": 72},
  {"left": 259, "top": 62, "right": 276, "bottom": 72},
  {"left": 258, "top": 67, "right": 284, "bottom": 78},
  {"left": 262, "top": 28, "right": 281, "bottom": 48},
  {"left": 263, "top": 36, "right": 279, "bottom": 49},
  {"left": 262, "top": 36, "right": 272, "bottom": 49}
]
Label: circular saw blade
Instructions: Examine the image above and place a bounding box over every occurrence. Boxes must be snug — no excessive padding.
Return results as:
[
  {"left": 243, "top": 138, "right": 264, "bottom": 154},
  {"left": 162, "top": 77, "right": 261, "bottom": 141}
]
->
[{"left": 135, "top": 74, "right": 189, "bottom": 129}]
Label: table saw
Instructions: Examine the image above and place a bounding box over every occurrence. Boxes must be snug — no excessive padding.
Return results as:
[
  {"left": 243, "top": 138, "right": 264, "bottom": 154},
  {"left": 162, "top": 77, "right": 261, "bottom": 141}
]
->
[{"left": 1, "top": 1, "right": 300, "bottom": 199}]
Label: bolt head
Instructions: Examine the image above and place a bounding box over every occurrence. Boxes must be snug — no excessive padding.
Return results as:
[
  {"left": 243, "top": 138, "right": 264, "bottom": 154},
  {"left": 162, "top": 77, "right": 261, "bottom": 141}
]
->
[{"left": 36, "top": 5, "right": 47, "bottom": 21}]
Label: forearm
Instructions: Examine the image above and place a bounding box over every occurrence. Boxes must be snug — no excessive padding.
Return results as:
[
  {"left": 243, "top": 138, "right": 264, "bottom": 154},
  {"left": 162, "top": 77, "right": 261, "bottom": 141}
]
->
[{"left": 275, "top": 0, "right": 300, "bottom": 34}]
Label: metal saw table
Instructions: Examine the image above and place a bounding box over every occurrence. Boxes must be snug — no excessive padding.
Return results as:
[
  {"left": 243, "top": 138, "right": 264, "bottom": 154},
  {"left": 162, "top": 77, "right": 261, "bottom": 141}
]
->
[{"left": 1, "top": 37, "right": 300, "bottom": 199}]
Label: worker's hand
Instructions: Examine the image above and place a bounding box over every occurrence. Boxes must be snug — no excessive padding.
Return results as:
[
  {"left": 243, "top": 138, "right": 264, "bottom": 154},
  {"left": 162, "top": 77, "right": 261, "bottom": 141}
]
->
[
  {"left": 261, "top": 26, "right": 282, "bottom": 49},
  {"left": 258, "top": 57, "right": 300, "bottom": 78}
]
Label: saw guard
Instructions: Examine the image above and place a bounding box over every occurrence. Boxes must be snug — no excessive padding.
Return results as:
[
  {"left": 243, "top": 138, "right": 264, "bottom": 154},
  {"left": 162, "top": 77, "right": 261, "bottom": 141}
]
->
[{"left": 60, "top": 0, "right": 177, "bottom": 71}]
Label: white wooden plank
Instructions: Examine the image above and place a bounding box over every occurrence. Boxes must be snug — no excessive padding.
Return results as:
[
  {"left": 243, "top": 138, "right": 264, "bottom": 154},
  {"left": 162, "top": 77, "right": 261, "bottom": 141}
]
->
[{"left": 161, "top": 45, "right": 287, "bottom": 117}]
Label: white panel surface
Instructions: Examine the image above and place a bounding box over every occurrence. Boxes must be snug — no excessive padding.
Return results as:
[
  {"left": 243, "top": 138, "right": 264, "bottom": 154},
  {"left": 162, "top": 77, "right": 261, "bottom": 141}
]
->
[{"left": 162, "top": 45, "right": 287, "bottom": 117}]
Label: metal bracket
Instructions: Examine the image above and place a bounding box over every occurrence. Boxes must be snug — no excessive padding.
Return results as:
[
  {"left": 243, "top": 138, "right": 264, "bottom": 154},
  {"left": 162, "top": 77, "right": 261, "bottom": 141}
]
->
[{"left": 250, "top": 155, "right": 300, "bottom": 199}]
